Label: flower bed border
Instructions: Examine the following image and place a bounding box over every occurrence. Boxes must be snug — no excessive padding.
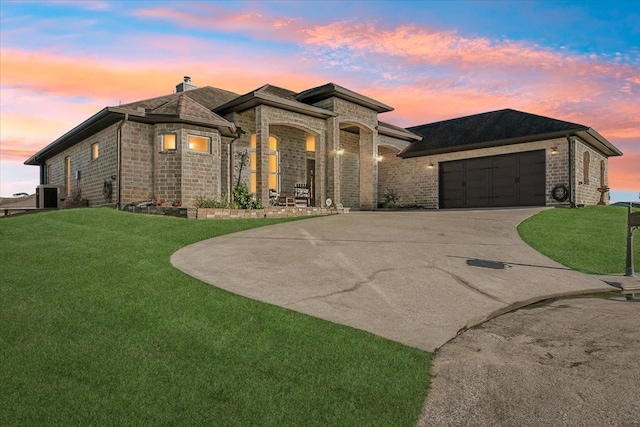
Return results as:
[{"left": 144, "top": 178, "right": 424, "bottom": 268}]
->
[{"left": 188, "top": 206, "right": 350, "bottom": 220}]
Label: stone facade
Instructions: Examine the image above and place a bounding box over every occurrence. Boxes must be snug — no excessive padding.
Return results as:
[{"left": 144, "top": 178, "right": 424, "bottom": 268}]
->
[
  {"left": 574, "top": 140, "right": 610, "bottom": 205},
  {"left": 46, "top": 122, "right": 119, "bottom": 206},
  {"left": 35, "top": 82, "right": 618, "bottom": 212}
]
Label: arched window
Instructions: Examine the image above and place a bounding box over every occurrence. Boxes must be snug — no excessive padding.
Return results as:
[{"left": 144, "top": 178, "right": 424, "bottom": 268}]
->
[{"left": 583, "top": 151, "right": 590, "bottom": 185}]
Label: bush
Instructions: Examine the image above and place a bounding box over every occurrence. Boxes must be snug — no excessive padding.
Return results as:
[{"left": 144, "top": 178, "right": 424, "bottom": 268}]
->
[
  {"left": 195, "top": 196, "right": 233, "bottom": 209},
  {"left": 233, "top": 184, "right": 263, "bottom": 209}
]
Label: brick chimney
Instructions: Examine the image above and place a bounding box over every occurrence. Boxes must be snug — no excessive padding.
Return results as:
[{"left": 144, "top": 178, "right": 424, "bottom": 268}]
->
[{"left": 176, "top": 76, "right": 198, "bottom": 92}]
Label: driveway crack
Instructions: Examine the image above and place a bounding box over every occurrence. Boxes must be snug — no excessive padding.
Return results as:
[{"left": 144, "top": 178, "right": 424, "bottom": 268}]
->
[
  {"left": 284, "top": 268, "right": 396, "bottom": 307},
  {"left": 433, "top": 266, "right": 508, "bottom": 304}
]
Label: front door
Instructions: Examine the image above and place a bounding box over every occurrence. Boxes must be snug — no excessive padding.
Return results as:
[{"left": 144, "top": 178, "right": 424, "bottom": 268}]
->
[{"left": 306, "top": 159, "right": 316, "bottom": 206}]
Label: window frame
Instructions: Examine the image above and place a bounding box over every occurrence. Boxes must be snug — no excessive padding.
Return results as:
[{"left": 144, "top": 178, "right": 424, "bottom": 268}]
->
[
  {"left": 159, "top": 133, "right": 178, "bottom": 152},
  {"left": 583, "top": 151, "right": 590, "bottom": 185},
  {"left": 187, "top": 134, "right": 211, "bottom": 153},
  {"left": 91, "top": 142, "right": 99, "bottom": 160}
]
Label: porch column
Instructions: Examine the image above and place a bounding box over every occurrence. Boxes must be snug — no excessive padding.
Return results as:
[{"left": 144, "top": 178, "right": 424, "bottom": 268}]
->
[
  {"left": 359, "top": 129, "right": 376, "bottom": 210},
  {"left": 255, "top": 106, "right": 270, "bottom": 205},
  {"left": 315, "top": 132, "right": 326, "bottom": 207},
  {"left": 327, "top": 117, "right": 340, "bottom": 205}
]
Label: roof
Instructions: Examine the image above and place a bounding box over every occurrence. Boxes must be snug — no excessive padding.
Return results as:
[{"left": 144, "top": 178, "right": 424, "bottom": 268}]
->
[
  {"left": 145, "top": 93, "right": 232, "bottom": 128},
  {"left": 215, "top": 84, "right": 338, "bottom": 119},
  {"left": 296, "top": 83, "right": 394, "bottom": 113},
  {"left": 377, "top": 121, "right": 422, "bottom": 141},
  {"left": 400, "top": 109, "right": 623, "bottom": 158},
  {"left": 120, "top": 86, "right": 239, "bottom": 111},
  {"left": 26, "top": 87, "right": 239, "bottom": 165}
]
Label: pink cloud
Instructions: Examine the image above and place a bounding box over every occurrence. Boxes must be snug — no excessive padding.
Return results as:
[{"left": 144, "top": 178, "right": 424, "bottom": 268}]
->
[{"left": 132, "top": 4, "right": 305, "bottom": 41}]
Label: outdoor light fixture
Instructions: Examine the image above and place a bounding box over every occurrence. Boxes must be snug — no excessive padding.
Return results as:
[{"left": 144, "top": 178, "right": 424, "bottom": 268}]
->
[
  {"left": 550, "top": 147, "right": 558, "bottom": 155},
  {"left": 428, "top": 162, "right": 434, "bottom": 169},
  {"left": 335, "top": 147, "right": 345, "bottom": 156},
  {"left": 375, "top": 154, "right": 383, "bottom": 162}
]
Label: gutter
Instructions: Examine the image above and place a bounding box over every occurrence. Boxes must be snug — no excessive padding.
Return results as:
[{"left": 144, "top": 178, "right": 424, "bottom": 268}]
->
[{"left": 116, "top": 113, "right": 129, "bottom": 209}]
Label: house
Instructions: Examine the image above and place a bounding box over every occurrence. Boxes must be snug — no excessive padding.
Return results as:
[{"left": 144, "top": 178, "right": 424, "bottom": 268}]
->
[{"left": 25, "top": 77, "right": 622, "bottom": 210}]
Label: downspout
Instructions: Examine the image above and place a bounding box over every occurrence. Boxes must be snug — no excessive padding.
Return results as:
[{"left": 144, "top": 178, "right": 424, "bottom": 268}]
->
[
  {"left": 566, "top": 135, "right": 575, "bottom": 208},
  {"left": 116, "top": 113, "right": 129, "bottom": 209},
  {"left": 227, "top": 126, "right": 245, "bottom": 203}
]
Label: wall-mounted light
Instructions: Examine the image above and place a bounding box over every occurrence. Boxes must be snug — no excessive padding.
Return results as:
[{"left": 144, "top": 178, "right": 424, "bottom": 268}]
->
[
  {"left": 550, "top": 147, "right": 558, "bottom": 155},
  {"left": 427, "top": 162, "right": 434, "bottom": 169},
  {"left": 375, "top": 154, "right": 383, "bottom": 162},
  {"left": 335, "top": 147, "right": 345, "bottom": 156}
]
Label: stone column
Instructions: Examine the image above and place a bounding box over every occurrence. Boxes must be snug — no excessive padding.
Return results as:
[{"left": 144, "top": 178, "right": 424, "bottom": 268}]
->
[
  {"left": 255, "top": 106, "right": 270, "bottom": 205},
  {"left": 327, "top": 117, "right": 340, "bottom": 205},
  {"left": 359, "top": 129, "right": 376, "bottom": 209},
  {"left": 315, "top": 132, "right": 326, "bottom": 207}
]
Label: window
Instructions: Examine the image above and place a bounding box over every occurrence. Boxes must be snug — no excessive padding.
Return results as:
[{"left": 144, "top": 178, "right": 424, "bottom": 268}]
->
[
  {"left": 65, "top": 157, "right": 71, "bottom": 196},
  {"left": 249, "top": 134, "right": 279, "bottom": 193},
  {"left": 583, "top": 151, "right": 590, "bottom": 185},
  {"left": 188, "top": 135, "right": 210, "bottom": 152},
  {"left": 91, "top": 143, "right": 99, "bottom": 159},
  {"left": 160, "top": 134, "right": 177, "bottom": 151},
  {"left": 306, "top": 134, "right": 315, "bottom": 152}
]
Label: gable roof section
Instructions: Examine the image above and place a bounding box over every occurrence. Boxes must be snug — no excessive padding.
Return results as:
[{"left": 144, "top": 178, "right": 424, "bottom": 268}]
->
[
  {"left": 215, "top": 84, "right": 338, "bottom": 119},
  {"left": 400, "top": 109, "right": 622, "bottom": 158},
  {"left": 296, "top": 83, "right": 394, "bottom": 113}
]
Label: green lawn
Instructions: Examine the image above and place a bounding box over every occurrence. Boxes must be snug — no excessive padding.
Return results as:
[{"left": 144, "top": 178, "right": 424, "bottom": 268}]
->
[
  {"left": 518, "top": 205, "right": 640, "bottom": 274},
  {"left": 0, "top": 209, "right": 430, "bottom": 426}
]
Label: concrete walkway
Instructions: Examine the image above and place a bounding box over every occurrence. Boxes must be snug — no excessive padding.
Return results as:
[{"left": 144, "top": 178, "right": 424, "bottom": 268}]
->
[{"left": 171, "top": 208, "right": 614, "bottom": 352}]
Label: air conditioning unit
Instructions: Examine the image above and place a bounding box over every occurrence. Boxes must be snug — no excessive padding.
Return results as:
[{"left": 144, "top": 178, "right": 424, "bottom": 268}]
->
[{"left": 36, "top": 185, "right": 64, "bottom": 209}]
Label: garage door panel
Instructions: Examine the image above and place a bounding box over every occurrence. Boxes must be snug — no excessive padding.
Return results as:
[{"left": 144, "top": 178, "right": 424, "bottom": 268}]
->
[
  {"left": 439, "top": 161, "right": 465, "bottom": 208},
  {"left": 439, "top": 150, "right": 546, "bottom": 208},
  {"left": 465, "top": 157, "right": 491, "bottom": 207}
]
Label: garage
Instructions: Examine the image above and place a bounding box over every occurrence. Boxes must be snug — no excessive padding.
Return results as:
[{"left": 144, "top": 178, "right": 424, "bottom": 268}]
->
[{"left": 439, "top": 150, "right": 546, "bottom": 208}]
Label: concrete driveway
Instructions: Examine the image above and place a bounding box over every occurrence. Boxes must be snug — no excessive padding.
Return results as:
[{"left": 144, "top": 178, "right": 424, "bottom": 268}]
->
[{"left": 171, "top": 208, "right": 613, "bottom": 351}]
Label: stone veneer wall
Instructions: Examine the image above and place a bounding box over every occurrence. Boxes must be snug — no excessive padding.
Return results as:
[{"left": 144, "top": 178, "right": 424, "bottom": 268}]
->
[
  {"left": 339, "top": 131, "right": 360, "bottom": 208},
  {"left": 179, "top": 125, "right": 221, "bottom": 207},
  {"left": 378, "top": 137, "right": 573, "bottom": 208},
  {"left": 574, "top": 140, "right": 609, "bottom": 205},
  {"left": 45, "top": 122, "right": 119, "bottom": 207},
  {"left": 121, "top": 122, "right": 154, "bottom": 204}
]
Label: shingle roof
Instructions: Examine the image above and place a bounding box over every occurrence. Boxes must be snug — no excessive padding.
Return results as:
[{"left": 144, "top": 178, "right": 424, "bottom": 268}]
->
[
  {"left": 119, "top": 86, "right": 239, "bottom": 111},
  {"left": 296, "top": 82, "right": 394, "bottom": 113},
  {"left": 147, "top": 93, "right": 231, "bottom": 125},
  {"left": 400, "top": 109, "right": 622, "bottom": 158}
]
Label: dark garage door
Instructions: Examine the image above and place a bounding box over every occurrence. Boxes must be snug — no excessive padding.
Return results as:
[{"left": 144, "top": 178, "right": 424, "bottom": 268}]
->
[{"left": 439, "top": 150, "right": 545, "bottom": 208}]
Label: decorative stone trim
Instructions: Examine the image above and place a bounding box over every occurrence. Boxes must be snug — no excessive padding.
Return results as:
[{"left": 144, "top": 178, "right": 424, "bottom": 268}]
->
[{"left": 187, "top": 206, "right": 350, "bottom": 220}]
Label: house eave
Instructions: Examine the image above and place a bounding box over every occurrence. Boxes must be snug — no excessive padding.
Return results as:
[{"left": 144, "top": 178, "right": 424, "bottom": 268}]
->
[
  {"left": 576, "top": 128, "right": 623, "bottom": 157},
  {"left": 296, "top": 84, "right": 394, "bottom": 113},
  {"left": 398, "top": 130, "right": 589, "bottom": 159},
  {"left": 24, "top": 107, "right": 130, "bottom": 165},
  {"left": 377, "top": 124, "right": 422, "bottom": 142},
  {"left": 215, "top": 92, "right": 338, "bottom": 118}
]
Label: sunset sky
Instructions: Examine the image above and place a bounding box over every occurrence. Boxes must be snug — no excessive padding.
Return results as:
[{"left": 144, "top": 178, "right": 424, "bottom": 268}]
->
[{"left": 1, "top": 0, "right": 638, "bottom": 201}]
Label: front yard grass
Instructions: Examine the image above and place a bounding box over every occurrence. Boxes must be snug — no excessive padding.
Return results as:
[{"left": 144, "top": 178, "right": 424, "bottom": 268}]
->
[
  {"left": 0, "top": 209, "right": 431, "bottom": 426},
  {"left": 518, "top": 205, "right": 640, "bottom": 274}
]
